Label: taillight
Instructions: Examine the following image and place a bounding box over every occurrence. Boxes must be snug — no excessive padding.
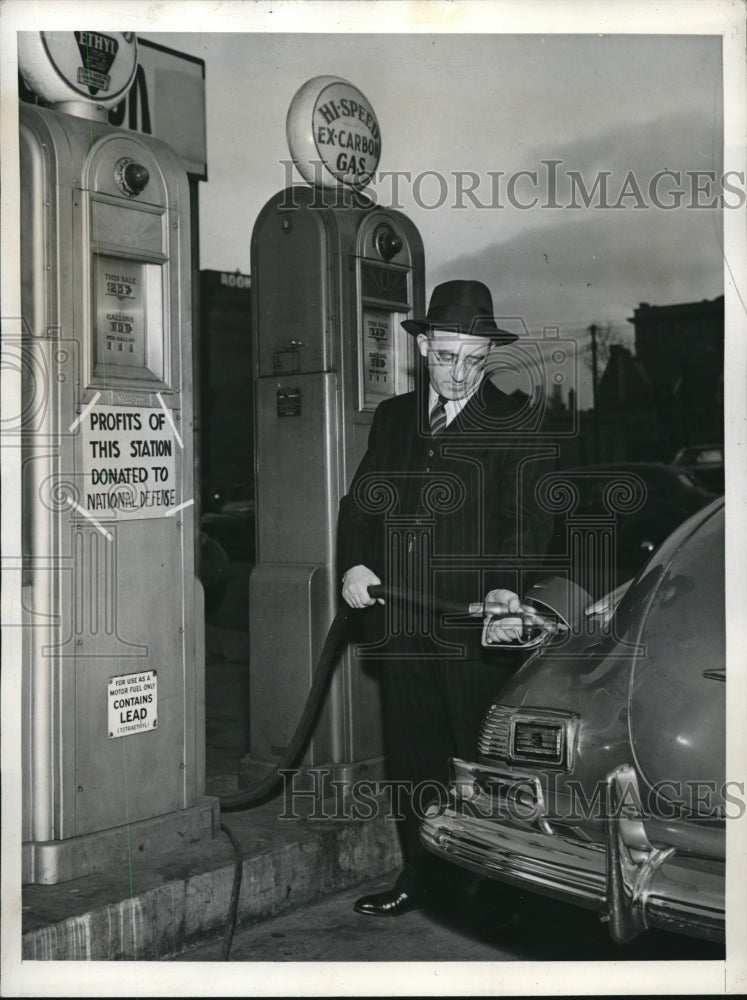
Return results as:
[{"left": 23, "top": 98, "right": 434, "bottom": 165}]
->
[
  {"left": 512, "top": 721, "right": 563, "bottom": 764},
  {"left": 478, "top": 703, "right": 513, "bottom": 760},
  {"left": 509, "top": 710, "right": 578, "bottom": 770},
  {"left": 479, "top": 706, "right": 577, "bottom": 771}
]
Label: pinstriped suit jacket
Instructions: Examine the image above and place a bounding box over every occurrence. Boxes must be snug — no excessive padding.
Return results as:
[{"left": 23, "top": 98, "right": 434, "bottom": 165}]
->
[{"left": 337, "top": 376, "right": 555, "bottom": 659}]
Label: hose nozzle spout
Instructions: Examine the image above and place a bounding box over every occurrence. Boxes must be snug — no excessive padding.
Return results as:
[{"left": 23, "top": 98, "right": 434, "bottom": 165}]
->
[{"left": 468, "top": 599, "right": 512, "bottom": 618}]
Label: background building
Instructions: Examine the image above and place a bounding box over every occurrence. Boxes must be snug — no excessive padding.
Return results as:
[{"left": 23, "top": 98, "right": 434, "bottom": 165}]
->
[{"left": 591, "top": 295, "right": 724, "bottom": 464}]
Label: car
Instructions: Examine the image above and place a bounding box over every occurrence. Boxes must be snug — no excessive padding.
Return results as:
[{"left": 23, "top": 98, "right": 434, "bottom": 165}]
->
[
  {"left": 420, "top": 497, "right": 726, "bottom": 945},
  {"left": 200, "top": 531, "right": 231, "bottom": 616},
  {"left": 672, "top": 443, "right": 724, "bottom": 494},
  {"left": 544, "top": 462, "right": 715, "bottom": 592},
  {"left": 201, "top": 485, "right": 256, "bottom": 563}
]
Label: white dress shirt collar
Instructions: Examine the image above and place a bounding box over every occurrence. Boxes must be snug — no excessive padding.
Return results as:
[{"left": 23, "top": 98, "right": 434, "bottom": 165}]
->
[{"left": 428, "top": 381, "right": 482, "bottom": 427}]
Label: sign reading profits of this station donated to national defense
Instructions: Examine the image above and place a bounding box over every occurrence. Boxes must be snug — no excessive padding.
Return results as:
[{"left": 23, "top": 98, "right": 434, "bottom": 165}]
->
[
  {"left": 81, "top": 404, "right": 179, "bottom": 520},
  {"left": 286, "top": 75, "right": 381, "bottom": 188}
]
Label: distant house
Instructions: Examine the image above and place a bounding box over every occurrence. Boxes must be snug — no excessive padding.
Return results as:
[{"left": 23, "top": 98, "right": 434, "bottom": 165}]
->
[{"left": 596, "top": 344, "right": 657, "bottom": 460}]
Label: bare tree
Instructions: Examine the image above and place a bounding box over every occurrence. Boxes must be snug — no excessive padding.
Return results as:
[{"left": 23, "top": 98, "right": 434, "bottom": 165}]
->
[{"left": 581, "top": 322, "right": 627, "bottom": 374}]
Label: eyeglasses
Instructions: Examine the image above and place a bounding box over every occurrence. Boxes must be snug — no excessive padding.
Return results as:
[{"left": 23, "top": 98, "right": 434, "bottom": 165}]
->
[{"left": 429, "top": 348, "right": 488, "bottom": 370}]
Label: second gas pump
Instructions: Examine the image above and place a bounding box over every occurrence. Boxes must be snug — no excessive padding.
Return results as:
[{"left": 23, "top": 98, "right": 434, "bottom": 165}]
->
[{"left": 246, "top": 77, "right": 425, "bottom": 791}]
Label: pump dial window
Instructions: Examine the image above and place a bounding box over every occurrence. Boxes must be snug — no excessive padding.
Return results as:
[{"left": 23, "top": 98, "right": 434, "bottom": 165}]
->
[{"left": 115, "top": 157, "right": 151, "bottom": 198}]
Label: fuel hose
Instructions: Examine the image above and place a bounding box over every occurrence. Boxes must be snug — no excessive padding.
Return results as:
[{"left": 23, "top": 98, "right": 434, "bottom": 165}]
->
[
  {"left": 215, "top": 580, "right": 566, "bottom": 959},
  {"left": 217, "top": 584, "right": 480, "bottom": 812},
  {"left": 217, "top": 590, "right": 382, "bottom": 960}
]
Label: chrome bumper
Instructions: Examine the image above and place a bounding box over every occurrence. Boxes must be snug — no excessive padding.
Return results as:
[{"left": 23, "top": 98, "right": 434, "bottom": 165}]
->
[{"left": 419, "top": 759, "right": 724, "bottom": 944}]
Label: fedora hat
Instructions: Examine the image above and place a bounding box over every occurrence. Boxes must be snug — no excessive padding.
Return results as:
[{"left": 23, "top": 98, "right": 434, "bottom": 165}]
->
[{"left": 401, "top": 279, "right": 518, "bottom": 343}]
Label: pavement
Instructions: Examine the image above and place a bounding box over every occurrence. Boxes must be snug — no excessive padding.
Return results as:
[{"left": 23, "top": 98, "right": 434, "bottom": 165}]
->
[
  {"left": 175, "top": 871, "right": 529, "bottom": 963},
  {"left": 173, "top": 868, "right": 725, "bottom": 965}
]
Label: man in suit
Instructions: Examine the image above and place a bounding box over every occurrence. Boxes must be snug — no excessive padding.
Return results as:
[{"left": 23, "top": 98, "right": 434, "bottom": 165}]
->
[{"left": 337, "top": 279, "right": 554, "bottom": 916}]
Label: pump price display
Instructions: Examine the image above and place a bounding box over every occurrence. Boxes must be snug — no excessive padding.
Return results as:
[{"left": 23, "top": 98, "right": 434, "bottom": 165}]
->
[
  {"left": 362, "top": 308, "right": 396, "bottom": 406},
  {"left": 94, "top": 255, "right": 149, "bottom": 370},
  {"left": 81, "top": 404, "right": 179, "bottom": 520},
  {"left": 108, "top": 670, "right": 157, "bottom": 738}
]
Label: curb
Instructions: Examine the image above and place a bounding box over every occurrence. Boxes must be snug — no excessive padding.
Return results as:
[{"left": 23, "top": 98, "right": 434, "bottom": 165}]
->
[{"left": 22, "top": 797, "right": 402, "bottom": 960}]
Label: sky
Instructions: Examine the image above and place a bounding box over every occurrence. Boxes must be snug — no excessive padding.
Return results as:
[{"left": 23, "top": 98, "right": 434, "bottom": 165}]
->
[{"left": 141, "top": 28, "right": 726, "bottom": 347}]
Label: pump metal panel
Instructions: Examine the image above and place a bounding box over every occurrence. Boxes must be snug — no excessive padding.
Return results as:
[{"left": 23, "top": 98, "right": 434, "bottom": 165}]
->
[
  {"left": 20, "top": 103, "right": 207, "bottom": 879},
  {"left": 255, "top": 372, "right": 338, "bottom": 565},
  {"left": 253, "top": 201, "right": 333, "bottom": 376},
  {"left": 71, "top": 520, "right": 189, "bottom": 832}
]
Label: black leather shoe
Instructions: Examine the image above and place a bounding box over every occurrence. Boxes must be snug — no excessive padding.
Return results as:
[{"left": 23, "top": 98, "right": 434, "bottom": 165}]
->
[{"left": 353, "top": 887, "right": 425, "bottom": 917}]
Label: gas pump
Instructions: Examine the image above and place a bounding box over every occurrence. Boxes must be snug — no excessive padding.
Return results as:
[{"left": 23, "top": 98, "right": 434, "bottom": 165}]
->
[
  {"left": 246, "top": 77, "right": 425, "bottom": 789},
  {"left": 17, "top": 31, "right": 216, "bottom": 884}
]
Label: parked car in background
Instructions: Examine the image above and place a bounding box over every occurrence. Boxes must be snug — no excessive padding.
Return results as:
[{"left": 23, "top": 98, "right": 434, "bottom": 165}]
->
[
  {"left": 200, "top": 532, "right": 231, "bottom": 616},
  {"left": 545, "top": 462, "right": 715, "bottom": 593},
  {"left": 420, "top": 498, "right": 726, "bottom": 946},
  {"left": 672, "top": 443, "right": 724, "bottom": 494},
  {"left": 201, "top": 484, "right": 256, "bottom": 563}
]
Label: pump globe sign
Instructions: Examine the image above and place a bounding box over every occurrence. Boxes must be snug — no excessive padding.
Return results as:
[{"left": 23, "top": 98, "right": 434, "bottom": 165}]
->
[
  {"left": 18, "top": 31, "right": 138, "bottom": 107},
  {"left": 286, "top": 75, "right": 381, "bottom": 188}
]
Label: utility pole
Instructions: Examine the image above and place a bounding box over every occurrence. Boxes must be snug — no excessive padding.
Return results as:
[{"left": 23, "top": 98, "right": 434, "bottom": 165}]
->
[{"left": 589, "top": 322, "right": 600, "bottom": 461}]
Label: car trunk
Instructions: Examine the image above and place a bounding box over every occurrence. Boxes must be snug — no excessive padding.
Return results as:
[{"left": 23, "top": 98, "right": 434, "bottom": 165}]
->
[{"left": 627, "top": 504, "right": 725, "bottom": 818}]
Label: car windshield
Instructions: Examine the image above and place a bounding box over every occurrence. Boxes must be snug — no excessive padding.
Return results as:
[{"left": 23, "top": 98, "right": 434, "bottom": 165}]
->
[
  {"left": 675, "top": 446, "right": 722, "bottom": 464},
  {"left": 695, "top": 448, "right": 722, "bottom": 463}
]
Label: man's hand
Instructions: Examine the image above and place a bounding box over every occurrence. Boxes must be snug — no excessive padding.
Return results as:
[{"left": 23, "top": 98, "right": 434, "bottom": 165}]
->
[
  {"left": 342, "top": 565, "right": 385, "bottom": 609},
  {"left": 482, "top": 588, "right": 522, "bottom": 618},
  {"left": 481, "top": 588, "right": 551, "bottom": 646}
]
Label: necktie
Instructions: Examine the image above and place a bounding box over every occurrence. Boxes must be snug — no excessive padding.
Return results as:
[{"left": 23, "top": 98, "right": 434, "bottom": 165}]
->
[{"left": 429, "top": 395, "right": 448, "bottom": 436}]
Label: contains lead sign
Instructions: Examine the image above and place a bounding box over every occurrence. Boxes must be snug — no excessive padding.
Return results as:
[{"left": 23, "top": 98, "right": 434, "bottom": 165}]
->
[{"left": 108, "top": 670, "right": 158, "bottom": 738}]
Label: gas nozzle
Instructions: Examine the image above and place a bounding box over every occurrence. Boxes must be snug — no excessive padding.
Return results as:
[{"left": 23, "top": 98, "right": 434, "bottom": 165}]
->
[
  {"left": 474, "top": 598, "right": 568, "bottom": 648},
  {"left": 469, "top": 598, "right": 566, "bottom": 625},
  {"left": 468, "top": 599, "right": 513, "bottom": 618},
  {"left": 365, "top": 584, "right": 565, "bottom": 646}
]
